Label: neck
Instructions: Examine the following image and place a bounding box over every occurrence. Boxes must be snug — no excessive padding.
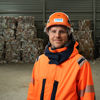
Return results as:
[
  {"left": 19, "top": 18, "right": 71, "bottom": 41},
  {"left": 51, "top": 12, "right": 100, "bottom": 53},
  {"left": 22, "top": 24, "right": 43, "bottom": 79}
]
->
[{"left": 51, "top": 45, "right": 65, "bottom": 50}]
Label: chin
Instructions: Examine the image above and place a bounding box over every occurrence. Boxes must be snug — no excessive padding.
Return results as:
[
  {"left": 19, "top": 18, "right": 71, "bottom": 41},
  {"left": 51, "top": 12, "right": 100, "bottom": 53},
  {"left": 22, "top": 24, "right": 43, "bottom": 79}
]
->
[
  {"left": 54, "top": 45, "right": 63, "bottom": 49},
  {"left": 52, "top": 42, "right": 65, "bottom": 49}
]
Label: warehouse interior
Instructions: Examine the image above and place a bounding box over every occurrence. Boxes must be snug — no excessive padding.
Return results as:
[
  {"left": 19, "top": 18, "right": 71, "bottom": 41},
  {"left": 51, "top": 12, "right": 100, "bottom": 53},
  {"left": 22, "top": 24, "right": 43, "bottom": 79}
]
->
[{"left": 0, "top": 0, "right": 100, "bottom": 100}]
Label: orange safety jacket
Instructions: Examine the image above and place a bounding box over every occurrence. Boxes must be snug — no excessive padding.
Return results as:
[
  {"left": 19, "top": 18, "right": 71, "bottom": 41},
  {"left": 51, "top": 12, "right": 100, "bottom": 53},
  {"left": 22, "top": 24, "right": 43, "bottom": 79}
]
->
[{"left": 27, "top": 41, "right": 95, "bottom": 100}]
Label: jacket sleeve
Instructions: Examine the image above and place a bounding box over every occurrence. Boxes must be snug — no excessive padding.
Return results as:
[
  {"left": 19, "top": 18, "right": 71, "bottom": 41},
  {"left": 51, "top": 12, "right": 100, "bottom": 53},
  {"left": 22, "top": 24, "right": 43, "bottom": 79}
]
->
[
  {"left": 76, "top": 58, "right": 95, "bottom": 100},
  {"left": 27, "top": 61, "right": 38, "bottom": 100}
]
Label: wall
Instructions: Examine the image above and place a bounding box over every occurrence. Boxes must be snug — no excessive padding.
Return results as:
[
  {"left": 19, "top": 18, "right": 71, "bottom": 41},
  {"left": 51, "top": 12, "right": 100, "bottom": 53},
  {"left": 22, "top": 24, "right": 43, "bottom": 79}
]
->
[{"left": 0, "top": 0, "right": 100, "bottom": 56}]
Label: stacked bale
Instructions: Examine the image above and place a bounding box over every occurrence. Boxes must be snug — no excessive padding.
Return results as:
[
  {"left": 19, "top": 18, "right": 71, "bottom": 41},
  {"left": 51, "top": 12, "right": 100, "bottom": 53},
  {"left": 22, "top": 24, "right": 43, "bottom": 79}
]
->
[
  {"left": 16, "top": 16, "right": 44, "bottom": 63},
  {"left": 0, "top": 16, "right": 16, "bottom": 63},
  {"left": 5, "top": 39, "right": 21, "bottom": 63},
  {"left": 73, "top": 20, "right": 94, "bottom": 59},
  {"left": 3, "top": 29, "right": 15, "bottom": 41},
  {"left": 0, "top": 16, "right": 16, "bottom": 29},
  {"left": 21, "top": 38, "right": 44, "bottom": 63},
  {"left": 0, "top": 36, "right": 5, "bottom": 63},
  {"left": 0, "top": 28, "right": 5, "bottom": 63},
  {"left": 17, "top": 16, "right": 36, "bottom": 29},
  {"left": 0, "top": 16, "right": 44, "bottom": 64},
  {"left": 0, "top": 16, "right": 16, "bottom": 41},
  {"left": 16, "top": 16, "right": 37, "bottom": 42}
]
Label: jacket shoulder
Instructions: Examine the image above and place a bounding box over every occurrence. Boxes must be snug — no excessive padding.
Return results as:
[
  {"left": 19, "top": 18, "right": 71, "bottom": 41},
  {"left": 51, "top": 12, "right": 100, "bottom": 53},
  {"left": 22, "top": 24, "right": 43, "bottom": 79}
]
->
[
  {"left": 75, "top": 54, "right": 88, "bottom": 68},
  {"left": 35, "top": 54, "right": 48, "bottom": 62}
]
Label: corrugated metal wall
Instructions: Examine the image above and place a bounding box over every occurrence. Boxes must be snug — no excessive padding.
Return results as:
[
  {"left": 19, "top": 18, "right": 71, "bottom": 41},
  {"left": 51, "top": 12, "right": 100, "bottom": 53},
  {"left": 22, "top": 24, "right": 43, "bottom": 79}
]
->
[
  {"left": 96, "top": 0, "right": 100, "bottom": 43},
  {"left": 0, "top": 0, "right": 100, "bottom": 56},
  {"left": 0, "top": 0, "right": 42, "bottom": 18},
  {"left": 46, "top": 0, "right": 93, "bottom": 19}
]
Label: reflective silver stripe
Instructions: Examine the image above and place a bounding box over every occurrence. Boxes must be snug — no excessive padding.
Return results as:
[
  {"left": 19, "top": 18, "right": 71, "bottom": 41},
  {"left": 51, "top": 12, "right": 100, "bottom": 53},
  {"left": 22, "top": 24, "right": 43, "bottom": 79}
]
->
[
  {"left": 79, "top": 85, "right": 95, "bottom": 97},
  {"left": 77, "top": 57, "right": 87, "bottom": 67}
]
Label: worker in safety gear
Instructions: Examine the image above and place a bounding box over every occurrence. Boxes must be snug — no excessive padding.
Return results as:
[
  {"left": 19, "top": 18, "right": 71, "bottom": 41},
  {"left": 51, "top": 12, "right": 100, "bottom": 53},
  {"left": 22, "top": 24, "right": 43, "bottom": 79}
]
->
[{"left": 27, "top": 12, "right": 95, "bottom": 100}]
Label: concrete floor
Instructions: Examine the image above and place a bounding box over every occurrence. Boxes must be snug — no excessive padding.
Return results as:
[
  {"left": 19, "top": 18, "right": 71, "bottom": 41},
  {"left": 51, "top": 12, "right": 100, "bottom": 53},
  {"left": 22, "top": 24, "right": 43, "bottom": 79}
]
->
[
  {"left": 0, "top": 60, "right": 100, "bottom": 100},
  {"left": 0, "top": 63, "right": 33, "bottom": 100}
]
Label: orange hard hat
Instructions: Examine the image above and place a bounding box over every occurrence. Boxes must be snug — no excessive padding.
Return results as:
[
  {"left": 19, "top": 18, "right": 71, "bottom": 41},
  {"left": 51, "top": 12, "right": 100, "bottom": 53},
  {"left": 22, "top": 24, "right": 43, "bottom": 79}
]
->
[{"left": 46, "top": 12, "right": 71, "bottom": 30}]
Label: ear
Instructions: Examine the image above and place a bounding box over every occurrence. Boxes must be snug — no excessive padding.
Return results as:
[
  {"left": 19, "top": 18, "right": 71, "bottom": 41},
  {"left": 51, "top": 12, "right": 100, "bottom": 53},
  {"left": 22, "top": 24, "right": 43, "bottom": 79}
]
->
[
  {"left": 46, "top": 30, "right": 49, "bottom": 36},
  {"left": 44, "top": 27, "right": 46, "bottom": 33},
  {"left": 46, "top": 32, "right": 49, "bottom": 36},
  {"left": 44, "top": 27, "right": 48, "bottom": 36},
  {"left": 70, "top": 27, "right": 73, "bottom": 33},
  {"left": 68, "top": 27, "right": 73, "bottom": 36}
]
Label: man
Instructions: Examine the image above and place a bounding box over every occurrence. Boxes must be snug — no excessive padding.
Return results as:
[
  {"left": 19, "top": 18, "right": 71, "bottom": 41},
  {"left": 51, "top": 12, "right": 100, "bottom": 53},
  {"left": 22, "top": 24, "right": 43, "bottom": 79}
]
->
[{"left": 27, "top": 12, "right": 95, "bottom": 100}]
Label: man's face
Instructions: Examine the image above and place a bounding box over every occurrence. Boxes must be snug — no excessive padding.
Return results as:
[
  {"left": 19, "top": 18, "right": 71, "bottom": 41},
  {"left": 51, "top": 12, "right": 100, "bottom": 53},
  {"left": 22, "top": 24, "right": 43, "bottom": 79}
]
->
[{"left": 48, "top": 26, "right": 69, "bottom": 48}]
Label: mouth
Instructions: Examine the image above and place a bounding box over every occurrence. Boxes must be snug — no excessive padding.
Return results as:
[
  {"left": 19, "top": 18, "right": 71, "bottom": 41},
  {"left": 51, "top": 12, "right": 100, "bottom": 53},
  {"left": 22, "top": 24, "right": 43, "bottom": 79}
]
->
[
  {"left": 54, "top": 39, "right": 62, "bottom": 42},
  {"left": 54, "top": 40, "right": 62, "bottom": 44}
]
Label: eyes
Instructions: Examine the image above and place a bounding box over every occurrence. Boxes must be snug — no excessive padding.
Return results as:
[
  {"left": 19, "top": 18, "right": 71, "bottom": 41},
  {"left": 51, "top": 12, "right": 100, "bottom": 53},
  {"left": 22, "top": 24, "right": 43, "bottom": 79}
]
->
[{"left": 49, "top": 29, "right": 67, "bottom": 34}]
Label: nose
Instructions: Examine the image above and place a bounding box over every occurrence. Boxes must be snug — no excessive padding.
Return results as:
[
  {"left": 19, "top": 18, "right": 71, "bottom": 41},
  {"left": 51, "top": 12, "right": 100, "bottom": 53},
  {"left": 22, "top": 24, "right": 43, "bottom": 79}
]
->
[{"left": 55, "top": 31, "right": 61, "bottom": 37}]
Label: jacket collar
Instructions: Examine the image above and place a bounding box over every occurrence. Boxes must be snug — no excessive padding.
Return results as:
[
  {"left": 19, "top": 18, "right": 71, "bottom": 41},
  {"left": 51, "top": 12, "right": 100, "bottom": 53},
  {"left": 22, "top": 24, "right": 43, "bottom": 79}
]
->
[{"left": 45, "top": 41, "right": 79, "bottom": 65}]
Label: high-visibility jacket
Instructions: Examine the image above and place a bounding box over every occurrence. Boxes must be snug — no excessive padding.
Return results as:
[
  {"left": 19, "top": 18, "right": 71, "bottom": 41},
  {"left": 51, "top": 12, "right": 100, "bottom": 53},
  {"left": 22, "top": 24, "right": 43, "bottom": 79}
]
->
[{"left": 27, "top": 42, "right": 95, "bottom": 100}]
